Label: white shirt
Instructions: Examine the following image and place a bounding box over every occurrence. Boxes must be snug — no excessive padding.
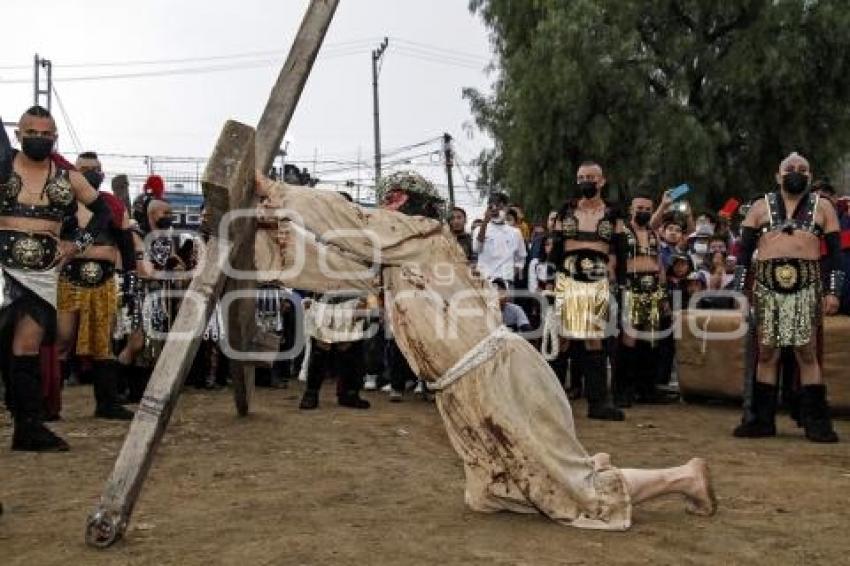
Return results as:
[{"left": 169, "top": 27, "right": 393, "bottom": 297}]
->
[{"left": 473, "top": 221, "right": 527, "bottom": 282}]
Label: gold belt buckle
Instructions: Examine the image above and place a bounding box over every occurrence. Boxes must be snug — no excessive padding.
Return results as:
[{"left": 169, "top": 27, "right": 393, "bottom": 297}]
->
[
  {"left": 639, "top": 274, "right": 656, "bottom": 291},
  {"left": 80, "top": 261, "right": 104, "bottom": 284},
  {"left": 579, "top": 258, "right": 595, "bottom": 273},
  {"left": 12, "top": 235, "right": 47, "bottom": 269},
  {"left": 774, "top": 263, "right": 798, "bottom": 290}
]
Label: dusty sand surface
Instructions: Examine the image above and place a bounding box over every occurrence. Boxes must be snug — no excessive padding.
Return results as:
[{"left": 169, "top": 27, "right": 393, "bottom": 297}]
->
[{"left": 1, "top": 383, "right": 849, "bottom": 566}]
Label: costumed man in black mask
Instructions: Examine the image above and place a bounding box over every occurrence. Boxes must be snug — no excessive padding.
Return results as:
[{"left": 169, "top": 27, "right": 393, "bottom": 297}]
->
[
  {"left": 733, "top": 152, "right": 843, "bottom": 443},
  {"left": 614, "top": 193, "right": 671, "bottom": 406},
  {"left": 550, "top": 161, "right": 625, "bottom": 421},
  {"left": 56, "top": 152, "right": 136, "bottom": 420},
  {"left": 0, "top": 106, "right": 113, "bottom": 451},
  {"left": 115, "top": 177, "right": 176, "bottom": 401}
]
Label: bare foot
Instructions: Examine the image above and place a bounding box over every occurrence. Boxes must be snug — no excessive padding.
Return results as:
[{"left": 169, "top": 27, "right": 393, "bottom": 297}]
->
[
  {"left": 591, "top": 452, "right": 611, "bottom": 471},
  {"left": 684, "top": 458, "right": 717, "bottom": 516}
]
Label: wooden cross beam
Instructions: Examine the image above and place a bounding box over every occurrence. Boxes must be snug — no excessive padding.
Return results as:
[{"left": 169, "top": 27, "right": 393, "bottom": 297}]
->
[{"left": 85, "top": 0, "right": 340, "bottom": 547}]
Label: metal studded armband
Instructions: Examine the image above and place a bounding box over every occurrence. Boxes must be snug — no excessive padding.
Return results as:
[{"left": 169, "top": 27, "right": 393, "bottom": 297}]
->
[
  {"left": 732, "top": 265, "right": 748, "bottom": 293},
  {"left": 828, "top": 270, "right": 846, "bottom": 297},
  {"left": 121, "top": 271, "right": 142, "bottom": 329},
  {"left": 73, "top": 229, "right": 96, "bottom": 254}
]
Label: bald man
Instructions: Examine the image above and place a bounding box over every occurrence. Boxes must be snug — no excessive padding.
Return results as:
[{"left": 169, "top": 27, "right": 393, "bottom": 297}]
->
[
  {"left": 550, "top": 161, "right": 625, "bottom": 421},
  {"left": 733, "top": 152, "right": 843, "bottom": 443}
]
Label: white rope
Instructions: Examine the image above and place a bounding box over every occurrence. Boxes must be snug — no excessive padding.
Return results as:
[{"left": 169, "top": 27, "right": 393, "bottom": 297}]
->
[
  {"left": 540, "top": 305, "right": 560, "bottom": 361},
  {"left": 298, "top": 302, "right": 313, "bottom": 382},
  {"left": 700, "top": 314, "right": 712, "bottom": 355},
  {"left": 428, "top": 326, "right": 519, "bottom": 391}
]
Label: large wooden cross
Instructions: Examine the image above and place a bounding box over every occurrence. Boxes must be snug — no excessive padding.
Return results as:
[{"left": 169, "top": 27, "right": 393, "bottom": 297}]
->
[{"left": 85, "top": 0, "right": 341, "bottom": 547}]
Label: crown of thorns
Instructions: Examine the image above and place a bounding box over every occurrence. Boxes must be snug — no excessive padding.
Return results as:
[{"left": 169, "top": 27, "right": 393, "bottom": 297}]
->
[{"left": 376, "top": 170, "right": 442, "bottom": 202}]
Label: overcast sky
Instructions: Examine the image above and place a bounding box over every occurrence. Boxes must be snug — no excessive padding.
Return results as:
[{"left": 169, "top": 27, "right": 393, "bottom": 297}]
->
[{"left": 1, "top": 0, "right": 495, "bottom": 207}]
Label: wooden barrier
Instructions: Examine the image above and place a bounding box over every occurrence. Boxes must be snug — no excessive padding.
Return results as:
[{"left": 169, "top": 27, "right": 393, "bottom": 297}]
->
[{"left": 677, "top": 310, "right": 850, "bottom": 411}]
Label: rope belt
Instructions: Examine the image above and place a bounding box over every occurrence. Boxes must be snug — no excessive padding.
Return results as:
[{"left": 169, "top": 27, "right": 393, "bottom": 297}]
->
[{"left": 428, "top": 325, "right": 519, "bottom": 392}]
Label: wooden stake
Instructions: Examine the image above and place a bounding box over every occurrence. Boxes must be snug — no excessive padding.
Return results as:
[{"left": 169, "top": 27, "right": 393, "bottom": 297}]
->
[{"left": 85, "top": 0, "right": 340, "bottom": 547}]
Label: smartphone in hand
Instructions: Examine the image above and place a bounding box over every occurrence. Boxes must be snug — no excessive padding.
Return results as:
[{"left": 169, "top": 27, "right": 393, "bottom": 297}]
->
[{"left": 668, "top": 184, "right": 691, "bottom": 202}]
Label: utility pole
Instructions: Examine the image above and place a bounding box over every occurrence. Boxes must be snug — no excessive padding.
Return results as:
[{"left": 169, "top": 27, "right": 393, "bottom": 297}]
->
[
  {"left": 372, "top": 37, "right": 389, "bottom": 188},
  {"left": 443, "top": 132, "right": 456, "bottom": 209},
  {"left": 33, "top": 54, "right": 52, "bottom": 111},
  {"left": 357, "top": 146, "right": 362, "bottom": 203}
]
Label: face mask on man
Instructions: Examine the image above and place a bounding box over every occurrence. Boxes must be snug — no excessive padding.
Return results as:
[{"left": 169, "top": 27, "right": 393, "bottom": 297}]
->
[
  {"left": 634, "top": 211, "right": 652, "bottom": 227},
  {"left": 782, "top": 172, "right": 809, "bottom": 195},
  {"left": 578, "top": 181, "right": 598, "bottom": 199},
  {"left": 82, "top": 170, "right": 104, "bottom": 190},
  {"left": 155, "top": 216, "right": 173, "bottom": 230},
  {"left": 21, "top": 136, "right": 54, "bottom": 161}
]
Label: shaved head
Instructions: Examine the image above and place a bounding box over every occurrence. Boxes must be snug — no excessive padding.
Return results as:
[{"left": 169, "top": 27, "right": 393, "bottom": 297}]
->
[
  {"left": 776, "top": 152, "right": 812, "bottom": 192},
  {"left": 17, "top": 105, "right": 57, "bottom": 136},
  {"left": 779, "top": 152, "right": 810, "bottom": 174}
]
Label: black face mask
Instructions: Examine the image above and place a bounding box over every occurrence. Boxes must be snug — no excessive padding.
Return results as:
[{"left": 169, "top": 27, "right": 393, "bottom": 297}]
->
[
  {"left": 634, "top": 211, "right": 652, "bottom": 227},
  {"left": 578, "top": 181, "right": 598, "bottom": 199},
  {"left": 783, "top": 172, "right": 809, "bottom": 195},
  {"left": 155, "top": 217, "right": 173, "bottom": 230},
  {"left": 21, "top": 136, "right": 54, "bottom": 161},
  {"left": 82, "top": 170, "right": 104, "bottom": 190}
]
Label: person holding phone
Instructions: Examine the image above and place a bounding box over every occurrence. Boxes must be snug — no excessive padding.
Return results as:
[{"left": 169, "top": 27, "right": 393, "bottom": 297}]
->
[{"left": 473, "top": 192, "right": 527, "bottom": 288}]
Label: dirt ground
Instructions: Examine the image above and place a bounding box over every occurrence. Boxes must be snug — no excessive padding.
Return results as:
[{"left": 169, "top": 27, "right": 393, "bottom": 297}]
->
[{"left": 1, "top": 383, "right": 849, "bottom": 566}]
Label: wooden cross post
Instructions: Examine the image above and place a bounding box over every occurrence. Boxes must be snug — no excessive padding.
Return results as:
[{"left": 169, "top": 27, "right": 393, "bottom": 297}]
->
[{"left": 85, "top": 0, "right": 340, "bottom": 548}]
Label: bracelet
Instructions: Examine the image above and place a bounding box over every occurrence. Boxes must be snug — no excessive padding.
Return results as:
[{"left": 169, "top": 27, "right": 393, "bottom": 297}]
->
[
  {"left": 827, "top": 269, "right": 846, "bottom": 296},
  {"left": 73, "top": 230, "right": 95, "bottom": 254}
]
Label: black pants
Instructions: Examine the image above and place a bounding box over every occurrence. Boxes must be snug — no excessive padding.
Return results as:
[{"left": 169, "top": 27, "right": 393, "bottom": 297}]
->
[
  {"left": 306, "top": 338, "right": 365, "bottom": 398},
  {"left": 386, "top": 339, "right": 417, "bottom": 393}
]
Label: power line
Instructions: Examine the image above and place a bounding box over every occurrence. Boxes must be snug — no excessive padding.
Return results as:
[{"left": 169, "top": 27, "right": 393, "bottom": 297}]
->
[
  {"left": 51, "top": 85, "right": 83, "bottom": 152},
  {"left": 387, "top": 37, "right": 489, "bottom": 64},
  {"left": 0, "top": 38, "right": 383, "bottom": 71},
  {"left": 392, "top": 48, "right": 487, "bottom": 71},
  {"left": 379, "top": 136, "right": 442, "bottom": 159},
  {"left": 0, "top": 47, "right": 371, "bottom": 84}
]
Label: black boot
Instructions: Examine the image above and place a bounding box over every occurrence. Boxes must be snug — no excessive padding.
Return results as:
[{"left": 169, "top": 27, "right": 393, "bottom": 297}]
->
[
  {"left": 125, "top": 364, "right": 150, "bottom": 404},
  {"left": 800, "top": 385, "right": 839, "bottom": 443},
  {"left": 11, "top": 355, "right": 69, "bottom": 452},
  {"left": 634, "top": 342, "right": 676, "bottom": 404},
  {"left": 299, "top": 389, "right": 319, "bottom": 410},
  {"left": 336, "top": 342, "right": 370, "bottom": 410},
  {"left": 582, "top": 351, "right": 624, "bottom": 421},
  {"left": 93, "top": 361, "right": 134, "bottom": 420},
  {"left": 613, "top": 344, "right": 636, "bottom": 408},
  {"left": 733, "top": 382, "right": 777, "bottom": 438},
  {"left": 299, "top": 343, "right": 325, "bottom": 410}
]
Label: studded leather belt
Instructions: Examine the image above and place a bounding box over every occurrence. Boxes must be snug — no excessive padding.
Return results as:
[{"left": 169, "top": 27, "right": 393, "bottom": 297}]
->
[{"left": 0, "top": 230, "right": 58, "bottom": 271}]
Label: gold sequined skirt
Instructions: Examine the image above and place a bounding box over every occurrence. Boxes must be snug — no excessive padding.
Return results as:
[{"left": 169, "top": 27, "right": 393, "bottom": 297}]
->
[
  {"left": 57, "top": 276, "right": 118, "bottom": 360},
  {"left": 554, "top": 273, "right": 611, "bottom": 340},
  {"left": 622, "top": 274, "right": 667, "bottom": 335},
  {"left": 754, "top": 258, "right": 821, "bottom": 348}
]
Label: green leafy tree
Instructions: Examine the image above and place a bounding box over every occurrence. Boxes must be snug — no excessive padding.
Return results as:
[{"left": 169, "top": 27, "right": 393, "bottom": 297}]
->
[{"left": 467, "top": 0, "right": 850, "bottom": 217}]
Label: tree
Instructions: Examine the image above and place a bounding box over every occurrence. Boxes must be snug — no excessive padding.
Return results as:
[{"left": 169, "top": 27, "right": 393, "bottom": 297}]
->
[{"left": 467, "top": 0, "right": 850, "bottom": 217}]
